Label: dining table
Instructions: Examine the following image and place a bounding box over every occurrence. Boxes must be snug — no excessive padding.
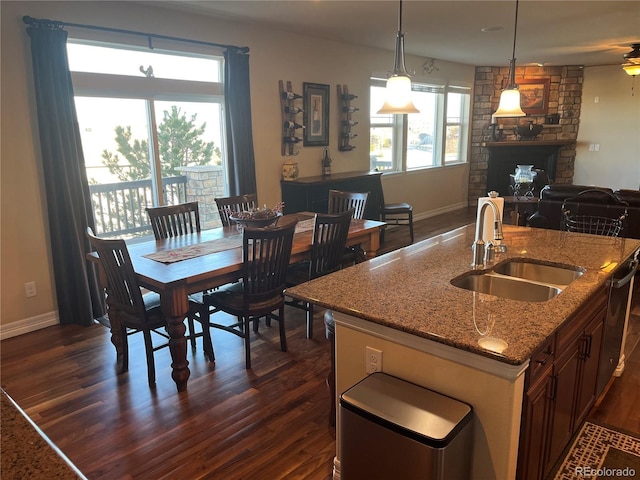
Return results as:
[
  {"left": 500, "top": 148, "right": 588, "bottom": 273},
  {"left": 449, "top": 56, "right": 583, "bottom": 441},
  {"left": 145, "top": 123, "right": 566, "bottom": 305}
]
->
[{"left": 90, "top": 212, "right": 385, "bottom": 392}]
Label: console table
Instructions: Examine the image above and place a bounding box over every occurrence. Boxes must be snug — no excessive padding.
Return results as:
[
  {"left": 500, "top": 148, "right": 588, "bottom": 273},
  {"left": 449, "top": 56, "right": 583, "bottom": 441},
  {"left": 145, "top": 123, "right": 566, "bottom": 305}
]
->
[{"left": 281, "top": 171, "right": 383, "bottom": 220}]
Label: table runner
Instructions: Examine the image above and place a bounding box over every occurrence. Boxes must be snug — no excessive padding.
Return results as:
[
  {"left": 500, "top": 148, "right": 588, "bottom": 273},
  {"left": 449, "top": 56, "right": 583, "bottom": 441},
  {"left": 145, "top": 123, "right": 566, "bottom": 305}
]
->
[
  {"left": 142, "top": 219, "right": 317, "bottom": 264},
  {"left": 143, "top": 235, "right": 243, "bottom": 264}
]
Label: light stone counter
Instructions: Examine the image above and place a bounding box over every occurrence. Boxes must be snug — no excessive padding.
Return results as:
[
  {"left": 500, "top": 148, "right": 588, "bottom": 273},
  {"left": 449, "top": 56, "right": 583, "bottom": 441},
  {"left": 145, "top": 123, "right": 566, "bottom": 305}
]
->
[{"left": 287, "top": 224, "right": 640, "bottom": 364}]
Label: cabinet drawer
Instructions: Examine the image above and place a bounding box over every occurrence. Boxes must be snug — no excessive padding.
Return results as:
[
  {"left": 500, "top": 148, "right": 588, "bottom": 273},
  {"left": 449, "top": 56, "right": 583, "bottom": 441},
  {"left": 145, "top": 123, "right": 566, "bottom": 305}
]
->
[{"left": 529, "top": 336, "right": 555, "bottom": 384}]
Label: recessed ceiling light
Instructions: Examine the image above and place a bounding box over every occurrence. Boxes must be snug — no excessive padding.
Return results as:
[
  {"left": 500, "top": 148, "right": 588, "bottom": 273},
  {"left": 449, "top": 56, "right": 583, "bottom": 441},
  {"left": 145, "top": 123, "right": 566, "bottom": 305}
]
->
[{"left": 481, "top": 26, "right": 503, "bottom": 32}]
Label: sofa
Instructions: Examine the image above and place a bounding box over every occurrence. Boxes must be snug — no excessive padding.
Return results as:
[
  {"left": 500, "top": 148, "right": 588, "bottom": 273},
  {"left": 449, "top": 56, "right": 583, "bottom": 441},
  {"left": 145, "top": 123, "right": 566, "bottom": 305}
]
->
[{"left": 527, "top": 184, "right": 640, "bottom": 239}]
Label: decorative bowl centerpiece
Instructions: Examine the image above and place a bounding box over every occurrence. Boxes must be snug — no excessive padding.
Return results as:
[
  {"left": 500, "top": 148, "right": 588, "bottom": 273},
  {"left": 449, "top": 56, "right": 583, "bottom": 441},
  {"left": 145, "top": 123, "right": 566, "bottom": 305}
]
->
[
  {"left": 515, "top": 121, "right": 543, "bottom": 140},
  {"left": 228, "top": 202, "right": 284, "bottom": 228}
]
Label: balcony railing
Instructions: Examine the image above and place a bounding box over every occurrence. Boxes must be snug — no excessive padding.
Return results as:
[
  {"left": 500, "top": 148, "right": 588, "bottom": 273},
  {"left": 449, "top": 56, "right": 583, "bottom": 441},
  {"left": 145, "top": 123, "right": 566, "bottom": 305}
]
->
[{"left": 89, "top": 176, "right": 187, "bottom": 238}]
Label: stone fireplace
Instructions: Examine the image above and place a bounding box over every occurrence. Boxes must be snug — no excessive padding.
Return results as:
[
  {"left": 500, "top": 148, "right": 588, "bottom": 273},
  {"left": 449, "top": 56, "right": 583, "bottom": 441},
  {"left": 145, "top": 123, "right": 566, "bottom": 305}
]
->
[
  {"left": 483, "top": 140, "right": 570, "bottom": 197},
  {"left": 469, "top": 65, "right": 583, "bottom": 205}
]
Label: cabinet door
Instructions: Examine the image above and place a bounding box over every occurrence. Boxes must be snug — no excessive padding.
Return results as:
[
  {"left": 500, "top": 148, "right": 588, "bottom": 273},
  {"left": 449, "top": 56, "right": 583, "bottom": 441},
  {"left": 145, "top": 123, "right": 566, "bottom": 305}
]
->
[
  {"left": 517, "top": 364, "right": 553, "bottom": 480},
  {"left": 546, "top": 345, "right": 580, "bottom": 476},
  {"left": 574, "top": 308, "right": 605, "bottom": 426}
]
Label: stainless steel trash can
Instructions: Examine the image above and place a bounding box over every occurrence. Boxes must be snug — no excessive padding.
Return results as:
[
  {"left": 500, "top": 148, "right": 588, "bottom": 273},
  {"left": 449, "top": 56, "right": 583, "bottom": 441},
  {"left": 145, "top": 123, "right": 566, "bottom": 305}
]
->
[{"left": 340, "top": 372, "right": 473, "bottom": 479}]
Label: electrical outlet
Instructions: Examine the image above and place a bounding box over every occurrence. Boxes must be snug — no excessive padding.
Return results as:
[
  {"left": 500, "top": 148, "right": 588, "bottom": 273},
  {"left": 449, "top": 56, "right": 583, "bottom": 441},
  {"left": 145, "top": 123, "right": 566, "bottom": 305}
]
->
[
  {"left": 25, "top": 281, "right": 37, "bottom": 298},
  {"left": 365, "top": 346, "right": 382, "bottom": 374}
]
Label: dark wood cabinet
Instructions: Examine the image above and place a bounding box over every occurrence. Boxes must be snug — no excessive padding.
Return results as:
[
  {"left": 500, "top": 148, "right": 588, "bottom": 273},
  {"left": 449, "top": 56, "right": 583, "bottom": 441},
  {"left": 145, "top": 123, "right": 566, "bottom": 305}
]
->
[
  {"left": 519, "top": 361, "right": 554, "bottom": 480},
  {"left": 517, "top": 287, "right": 607, "bottom": 480},
  {"left": 280, "top": 171, "right": 383, "bottom": 220}
]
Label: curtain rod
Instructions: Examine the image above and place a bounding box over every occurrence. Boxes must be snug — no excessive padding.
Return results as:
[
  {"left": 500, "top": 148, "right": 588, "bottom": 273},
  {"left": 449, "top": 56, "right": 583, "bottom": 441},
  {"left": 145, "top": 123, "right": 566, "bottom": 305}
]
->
[{"left": 22, "top": 15, "right": 250, "bottom": 53}]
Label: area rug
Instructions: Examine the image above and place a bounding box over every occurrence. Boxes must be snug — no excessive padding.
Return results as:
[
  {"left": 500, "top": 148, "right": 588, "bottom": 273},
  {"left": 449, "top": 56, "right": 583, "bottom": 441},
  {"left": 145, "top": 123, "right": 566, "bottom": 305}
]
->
[{"left": 553, "top": 421, "right": 640, "bottom": 479}]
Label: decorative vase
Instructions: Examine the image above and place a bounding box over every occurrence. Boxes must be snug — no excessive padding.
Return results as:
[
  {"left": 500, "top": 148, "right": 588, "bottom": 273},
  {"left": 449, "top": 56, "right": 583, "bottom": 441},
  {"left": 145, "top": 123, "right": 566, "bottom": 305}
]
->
[
  {"left": 282, "top": 158, "right": 299, "bottom": 180},
  {"left": 512, "top": 165, "right": 536, "bottom": 198}
]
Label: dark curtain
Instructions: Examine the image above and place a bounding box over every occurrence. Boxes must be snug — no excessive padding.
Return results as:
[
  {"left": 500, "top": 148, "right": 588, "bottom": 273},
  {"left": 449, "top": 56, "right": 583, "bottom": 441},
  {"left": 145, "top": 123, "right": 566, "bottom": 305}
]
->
[
  {"left": 26, "top": 24, "right": 105, "bottom": 325},
  {"left": 224, "top": 49, "right": 257, "bottom": 196}
]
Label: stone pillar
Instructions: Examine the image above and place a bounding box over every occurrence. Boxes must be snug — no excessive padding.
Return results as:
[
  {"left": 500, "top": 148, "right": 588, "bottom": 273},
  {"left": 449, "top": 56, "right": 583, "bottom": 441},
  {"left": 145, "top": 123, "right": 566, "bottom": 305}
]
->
[{"left": 177, "top": 165, "right": 225, "bottom": 229}]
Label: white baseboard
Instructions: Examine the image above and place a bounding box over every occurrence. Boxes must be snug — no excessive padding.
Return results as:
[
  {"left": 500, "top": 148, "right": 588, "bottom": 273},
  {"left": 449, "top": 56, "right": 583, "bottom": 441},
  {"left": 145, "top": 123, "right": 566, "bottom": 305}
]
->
[
  {"left": 0, "top": 311, "right": 59, "bottom": 340},
  {"left": 414, "top": 201, "right": 469, "bottom": 222}
]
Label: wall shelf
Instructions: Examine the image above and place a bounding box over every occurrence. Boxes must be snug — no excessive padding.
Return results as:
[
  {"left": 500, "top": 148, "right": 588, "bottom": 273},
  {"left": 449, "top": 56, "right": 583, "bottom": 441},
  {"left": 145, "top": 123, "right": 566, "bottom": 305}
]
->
[
  {"left": 337, "top": 84, "right": 358, "bottom": 152},
  {"left": 279, "top": 80, "right": 303, "bottom": 156}
]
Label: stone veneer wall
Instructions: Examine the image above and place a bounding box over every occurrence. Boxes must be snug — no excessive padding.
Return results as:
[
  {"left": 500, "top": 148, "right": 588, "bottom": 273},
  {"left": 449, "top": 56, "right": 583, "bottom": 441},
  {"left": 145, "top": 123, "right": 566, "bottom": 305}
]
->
[
  {"left": 178, "top": 165, "right": 225, "bottom": 229},
  {"left": 469, "top": 65, "right": 583, "bottom": 205}
]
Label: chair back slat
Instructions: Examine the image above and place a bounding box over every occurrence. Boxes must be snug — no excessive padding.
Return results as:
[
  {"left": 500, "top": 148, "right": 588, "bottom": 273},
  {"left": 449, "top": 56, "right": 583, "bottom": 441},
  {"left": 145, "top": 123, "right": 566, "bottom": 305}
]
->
[
  {"left": 328, "top": 190, "right": 369, "bottom": 219},
  {"left": 309, "top": 211, "right": 353, "bottom": 279},
  {"left": 86, "top": 228, "right": 147, "bottom": 321},
  {"left": 215, "top": 194, "right": 258, "bottom": 227},
  {"left": 146, "top": 202, "right": 201, "bottom": 240},
  {"left": 242, "top": 219, "right": 297, "bottom": 301}
]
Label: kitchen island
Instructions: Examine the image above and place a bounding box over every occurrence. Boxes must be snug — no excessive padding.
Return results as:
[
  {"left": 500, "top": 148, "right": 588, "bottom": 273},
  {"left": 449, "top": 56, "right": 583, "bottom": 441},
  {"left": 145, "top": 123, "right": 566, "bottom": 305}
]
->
[{"left": 286, "top": 224, "right": 640, "bottom": 479}]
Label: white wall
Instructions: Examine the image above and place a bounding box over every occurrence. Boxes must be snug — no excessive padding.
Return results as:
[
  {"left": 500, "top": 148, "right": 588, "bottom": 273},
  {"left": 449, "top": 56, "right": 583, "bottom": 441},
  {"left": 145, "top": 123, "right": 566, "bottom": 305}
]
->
[
  {"left": 1, "top": 1, "right": 473, "bottom": 330},
  {"left": 574, "top": 66, "right": 640, "bottom": 189}
]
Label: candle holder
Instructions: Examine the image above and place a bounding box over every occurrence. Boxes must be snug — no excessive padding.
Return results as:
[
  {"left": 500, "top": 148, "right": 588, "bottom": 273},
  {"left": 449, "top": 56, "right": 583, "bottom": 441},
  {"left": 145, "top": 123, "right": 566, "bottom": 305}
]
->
[{"left": 490, "top": 123, "right": 504, "bottom": 142}]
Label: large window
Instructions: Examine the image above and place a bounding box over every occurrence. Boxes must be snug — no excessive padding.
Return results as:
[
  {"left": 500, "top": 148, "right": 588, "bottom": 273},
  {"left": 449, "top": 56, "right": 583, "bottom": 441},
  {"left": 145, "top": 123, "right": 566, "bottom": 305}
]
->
[
  {"left": 370, "top": 78, "right": 470, "bottom": 172},
  {"left": 67, "top": 41, "right": 225, "bottom": 240}
]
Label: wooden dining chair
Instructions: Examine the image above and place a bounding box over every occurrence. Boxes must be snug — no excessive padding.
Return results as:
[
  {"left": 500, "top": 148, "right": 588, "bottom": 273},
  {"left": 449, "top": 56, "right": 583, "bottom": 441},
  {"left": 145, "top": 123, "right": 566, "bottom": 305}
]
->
[
  {"left": 146, "top": 201, "right": 201, "bottom": 239},
  {"left": 328, "top": 190, "right": 369, "bottom": 220},
  {"left": 214, "top": 194, "right": 258, "bottom": 227},
  {"left": 145, "top": 201, "right": 212, "bottom": 354},
  {"left": 86, "top": 228, "right": 214, "bottom": 386},
  {"left": 286, "top": 210, "right": 353, "bottom": 339},
  {"left": 380, "top": 189, "right": 414, "bottom": 244},
  {"left": 204, "top": 218, "right": 298, "bottom": 369},
  {"left": 328, "top": 189, "right": 369, "bottom": 264}
]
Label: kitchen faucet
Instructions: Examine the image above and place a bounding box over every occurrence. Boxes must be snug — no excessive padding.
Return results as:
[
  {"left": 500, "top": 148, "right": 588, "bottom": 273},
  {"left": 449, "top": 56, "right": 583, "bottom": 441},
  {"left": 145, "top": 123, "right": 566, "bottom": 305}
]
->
[{"left": 472, "top": 201, "right": 507, "bottom": 269}]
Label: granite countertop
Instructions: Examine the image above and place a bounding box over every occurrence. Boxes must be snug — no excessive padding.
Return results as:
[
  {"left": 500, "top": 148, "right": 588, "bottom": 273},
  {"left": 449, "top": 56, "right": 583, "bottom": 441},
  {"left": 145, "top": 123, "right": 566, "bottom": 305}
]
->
[
  {"left": 286, "top": 224, "right": 640, "bottom": 365},
  {"left": 1, "top": 389, "right": 85, "bottom": 479}
]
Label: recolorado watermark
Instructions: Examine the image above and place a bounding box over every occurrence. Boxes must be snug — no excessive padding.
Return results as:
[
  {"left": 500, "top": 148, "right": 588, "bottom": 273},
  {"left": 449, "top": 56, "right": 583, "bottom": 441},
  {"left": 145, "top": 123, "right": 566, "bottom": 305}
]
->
[{"left": 575, "top": 466, "right": 636, "bottom": 477}]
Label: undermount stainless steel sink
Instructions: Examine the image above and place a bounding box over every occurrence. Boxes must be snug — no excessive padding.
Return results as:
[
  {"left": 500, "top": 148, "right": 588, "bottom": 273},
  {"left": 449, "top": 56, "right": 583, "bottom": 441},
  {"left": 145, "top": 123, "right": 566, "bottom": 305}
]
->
[
  {"left": 451, "top": 259, "right": 582, "bottom": 302},
  {"left": 451, "top": 273, "right": 562, "bottom": 302},
  {"left": 493, "top": 260, "right": 583, "bottom": 287}
]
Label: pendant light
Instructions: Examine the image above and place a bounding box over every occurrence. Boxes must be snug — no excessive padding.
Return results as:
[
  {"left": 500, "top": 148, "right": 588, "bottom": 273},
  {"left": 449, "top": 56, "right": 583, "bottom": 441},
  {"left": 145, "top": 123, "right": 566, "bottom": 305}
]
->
[
  {"left": 493, "top": 0, "right": 526, "bottom": 118},
  {"left": 377, "top": 0, "right": 419, "bottom": 114}
]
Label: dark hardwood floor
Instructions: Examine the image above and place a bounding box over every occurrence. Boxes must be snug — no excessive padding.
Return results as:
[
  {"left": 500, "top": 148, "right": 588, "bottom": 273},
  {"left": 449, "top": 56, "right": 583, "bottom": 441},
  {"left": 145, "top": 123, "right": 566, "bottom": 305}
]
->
[{"left": 2, "top": 207, "right": 638, "bottom": 479}]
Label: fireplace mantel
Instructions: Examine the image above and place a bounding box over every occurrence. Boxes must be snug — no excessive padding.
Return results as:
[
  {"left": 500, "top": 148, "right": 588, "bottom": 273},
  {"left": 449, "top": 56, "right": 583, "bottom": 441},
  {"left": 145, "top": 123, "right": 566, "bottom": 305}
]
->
[
  {"left": 481, "top": 140, "right": 572, "bottom": 197},
  {"left": 480, "top": 140, "right": 571, "bottom": 148}
]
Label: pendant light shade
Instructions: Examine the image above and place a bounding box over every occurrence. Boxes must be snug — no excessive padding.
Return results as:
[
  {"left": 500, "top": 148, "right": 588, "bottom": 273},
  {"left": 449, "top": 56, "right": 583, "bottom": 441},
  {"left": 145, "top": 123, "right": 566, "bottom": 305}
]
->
[
  {"left": 494, "top": 87, "right": 526, "bottom": 117},
  {"left": 377, "top": 1, "right": 419, "bottom": 114},
  {"left": 493, "top": 0, "right": 526, "bottom": 118}
]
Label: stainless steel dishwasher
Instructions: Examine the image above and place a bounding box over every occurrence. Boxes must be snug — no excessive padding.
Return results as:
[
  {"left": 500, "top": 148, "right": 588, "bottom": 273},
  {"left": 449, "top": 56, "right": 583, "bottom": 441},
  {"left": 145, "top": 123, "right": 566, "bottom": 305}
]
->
[{"left": 596, "top": 249, "right": 639, "bottom": 397}]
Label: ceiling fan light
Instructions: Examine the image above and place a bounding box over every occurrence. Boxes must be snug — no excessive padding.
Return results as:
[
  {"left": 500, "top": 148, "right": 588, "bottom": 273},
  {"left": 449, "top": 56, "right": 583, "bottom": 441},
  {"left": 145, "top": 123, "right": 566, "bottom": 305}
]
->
[
  {"left": 493, "top": 88, "right": 526, "bottom": 117},
  {"left": 377, "top": 75, "right": 420, "bottom": 114},
  {"left": 623, "top": 63, "right": 640, "bottom": 76}
]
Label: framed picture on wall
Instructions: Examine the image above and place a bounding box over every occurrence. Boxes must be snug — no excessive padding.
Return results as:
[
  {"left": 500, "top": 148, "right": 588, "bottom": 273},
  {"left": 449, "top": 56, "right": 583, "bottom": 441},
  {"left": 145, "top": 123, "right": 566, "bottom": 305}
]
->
[
  {"left": 517, "top": 78, "right": 550, "bottom": 115},
  {"left": 303, "top": 82, "right": 330, "bottom": 146}
]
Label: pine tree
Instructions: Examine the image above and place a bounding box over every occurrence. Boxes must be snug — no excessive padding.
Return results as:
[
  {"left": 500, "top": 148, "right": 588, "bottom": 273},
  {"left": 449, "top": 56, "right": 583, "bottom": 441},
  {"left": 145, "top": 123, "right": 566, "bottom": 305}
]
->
[{"left": 101, "top": 106, "right": 221, "bottom": 181}]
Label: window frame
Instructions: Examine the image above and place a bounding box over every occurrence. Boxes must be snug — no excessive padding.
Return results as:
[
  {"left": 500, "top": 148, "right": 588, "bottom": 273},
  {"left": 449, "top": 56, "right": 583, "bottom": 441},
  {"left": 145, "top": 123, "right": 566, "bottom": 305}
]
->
[
  {"left": 68, "top": 39, "right": 227, "bottom": 203},
  {"left": 369, "top": 78, "right": 471, "bottom": 174}
]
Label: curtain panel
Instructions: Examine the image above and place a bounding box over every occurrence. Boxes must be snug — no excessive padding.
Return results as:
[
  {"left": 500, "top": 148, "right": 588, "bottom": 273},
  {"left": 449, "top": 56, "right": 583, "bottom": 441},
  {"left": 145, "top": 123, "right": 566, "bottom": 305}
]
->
[
  {"left": 26, "top": 25, "right": 105, "bottom": 325},
  {"left": 224, "top": 50, "right": 257, "bottom": 196}
]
